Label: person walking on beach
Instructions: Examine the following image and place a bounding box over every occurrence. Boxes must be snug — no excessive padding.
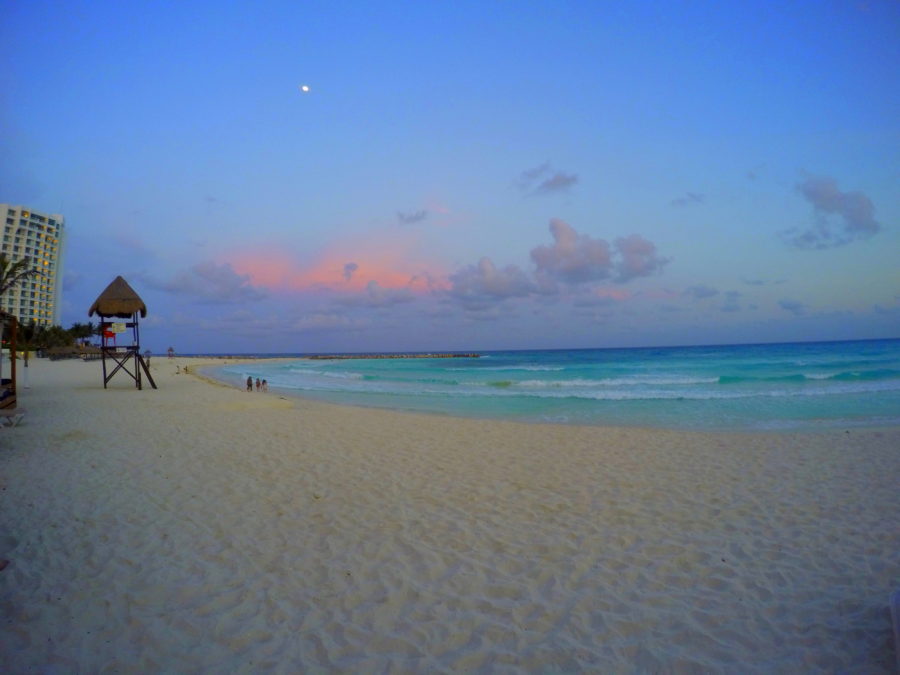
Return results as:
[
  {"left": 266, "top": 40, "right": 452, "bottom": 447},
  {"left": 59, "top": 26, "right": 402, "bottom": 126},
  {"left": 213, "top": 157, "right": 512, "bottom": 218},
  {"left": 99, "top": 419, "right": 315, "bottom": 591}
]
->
[
  {"left": 246, "top": 376, "right": 253, "bottom": 392},
  {"left": 262, "top": 379, "right": 268, "bottom": 392},
  {"left": 255, "top": 378, "right": 261, "bottom": 391}
]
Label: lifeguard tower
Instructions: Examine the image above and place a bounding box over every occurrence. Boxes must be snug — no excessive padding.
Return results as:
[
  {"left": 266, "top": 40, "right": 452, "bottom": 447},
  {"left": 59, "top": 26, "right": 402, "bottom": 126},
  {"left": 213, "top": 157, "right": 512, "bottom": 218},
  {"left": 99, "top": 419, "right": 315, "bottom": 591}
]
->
[{"left": 88, "top": 276, "right": 156, "bottom": 390}]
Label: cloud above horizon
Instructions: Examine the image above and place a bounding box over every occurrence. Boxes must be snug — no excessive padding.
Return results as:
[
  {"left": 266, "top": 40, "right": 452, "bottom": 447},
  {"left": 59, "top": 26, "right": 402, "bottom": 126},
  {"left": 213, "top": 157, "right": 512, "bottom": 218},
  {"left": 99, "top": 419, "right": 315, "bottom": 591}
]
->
[
  {"left": 186, "top": 309, "right": 371, "bottom": 337},
  {"left": 62, "top": 271, "right": 83, "bottom": 292},
  {"left": 684, "top": 284, "right": 719, "bottom": 299},
  {"left": 531, "top": 219, "right": 613, "bottom": 284},
  {"left": 397, "top": 209, "right": 428, "bottom": 225},
  {"left": 742, "top": 277, "right": 787, "bottom": 287},
  {"left": 783, "top": 176, "right": 880, "bottom": 249},
  {"left": 337, "top": 280, "right": 416, "bottom": 307},
  {"left": 671, "top": 192, "right": 705, "bottom": 207},
  {"left": 146, "top": 262, "right": 266, "bottom": 304},
  {"left": 228, "top": 230, "right": 446, "bottom": 295},
  {"left": 516, "top": 162, "right": 578, "bottom": 196},
  {"left": 448, "top": 257, "right": 534, "bottom": 308},
  {"left": 721, "top": 290, "right": 742, "bottom": 313},
  {"left": 530, "top": 220, "right": 669, "bottom": 286},
  {"left": 615, "top": 234, "right": 670, "bottom": 282},
  {"left": 445, "top": 220, "right": 669, "bottom": 312},
  {"left": 779, "top": 298, "right": 807, "bottom": 315},
  {"left": 573, "top": 287, "right": 632, "bottom": 307}
]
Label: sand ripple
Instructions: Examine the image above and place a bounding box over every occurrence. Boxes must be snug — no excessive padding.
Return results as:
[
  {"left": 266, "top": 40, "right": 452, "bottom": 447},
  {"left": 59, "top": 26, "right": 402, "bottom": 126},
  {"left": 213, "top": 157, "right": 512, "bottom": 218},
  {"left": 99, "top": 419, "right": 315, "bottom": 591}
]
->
[{"left": 2, "top": 359, "right": 899, "bottom": 672}]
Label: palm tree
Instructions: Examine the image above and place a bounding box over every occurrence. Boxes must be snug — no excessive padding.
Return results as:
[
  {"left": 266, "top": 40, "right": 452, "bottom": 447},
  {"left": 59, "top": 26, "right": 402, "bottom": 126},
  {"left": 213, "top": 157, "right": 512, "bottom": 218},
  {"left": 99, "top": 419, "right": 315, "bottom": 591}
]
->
[
  {"left": 18, "top": 320, "right": 40, "bottom": 357},
  {"left": 0, "top": 254, "right": 43, "bottom": 305},
  {"left": 1, "top": 254, "right": 43, "bottom": 382},
  {"left": 38, "top": 325, "right": 73, "bottom": 349},
  {"left": 17, "top": 321, "right": 42, "bottom": 389},
  {"left": 68, "top": 322, "right": 95, "bottom": 346}
]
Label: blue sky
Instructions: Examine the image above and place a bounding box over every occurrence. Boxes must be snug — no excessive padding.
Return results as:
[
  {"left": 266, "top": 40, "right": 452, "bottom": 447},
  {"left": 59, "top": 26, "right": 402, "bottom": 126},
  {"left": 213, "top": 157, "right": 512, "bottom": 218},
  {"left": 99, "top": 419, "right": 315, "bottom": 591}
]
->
[{"left": 2, "top": 0, "right": 898, "bottom": 353}]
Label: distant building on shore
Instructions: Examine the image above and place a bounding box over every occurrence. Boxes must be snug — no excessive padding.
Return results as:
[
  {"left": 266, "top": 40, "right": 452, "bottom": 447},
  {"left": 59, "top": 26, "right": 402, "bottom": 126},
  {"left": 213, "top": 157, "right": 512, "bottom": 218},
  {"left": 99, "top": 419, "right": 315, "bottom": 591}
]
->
[{"left": 1, "top": 204, "right": 66, "bottom": 327}]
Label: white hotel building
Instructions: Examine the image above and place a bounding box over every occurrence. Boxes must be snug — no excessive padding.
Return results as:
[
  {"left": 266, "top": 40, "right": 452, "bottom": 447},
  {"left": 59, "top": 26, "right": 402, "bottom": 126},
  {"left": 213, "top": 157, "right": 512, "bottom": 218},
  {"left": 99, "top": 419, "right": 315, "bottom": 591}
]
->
[{"left": 1, "top": 204, "right": 66, "bottom": 327}]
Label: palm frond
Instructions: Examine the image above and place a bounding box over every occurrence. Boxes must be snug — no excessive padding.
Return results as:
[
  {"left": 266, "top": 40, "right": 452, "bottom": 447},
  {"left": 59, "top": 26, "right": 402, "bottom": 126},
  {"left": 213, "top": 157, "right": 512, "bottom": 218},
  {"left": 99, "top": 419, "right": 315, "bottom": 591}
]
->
[{"left": 0, "top": 254, "right": 43, "bottom": 296}]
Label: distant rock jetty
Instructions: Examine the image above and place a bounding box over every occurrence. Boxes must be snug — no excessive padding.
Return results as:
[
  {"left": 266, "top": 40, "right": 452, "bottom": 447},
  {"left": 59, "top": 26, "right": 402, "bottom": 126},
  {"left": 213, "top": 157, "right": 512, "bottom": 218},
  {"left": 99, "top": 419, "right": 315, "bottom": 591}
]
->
[{"left": 307, "top": 353, "right": 480, "bottom": 360}]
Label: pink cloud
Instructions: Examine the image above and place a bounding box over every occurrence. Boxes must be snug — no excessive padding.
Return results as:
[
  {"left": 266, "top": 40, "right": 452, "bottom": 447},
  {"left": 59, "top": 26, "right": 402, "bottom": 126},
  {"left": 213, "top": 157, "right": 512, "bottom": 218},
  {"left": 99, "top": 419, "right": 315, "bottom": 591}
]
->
[
  {"left": 786, "top": 175, "right": 880, "bottom": 248},
  {"left": 591, "top": 287, "right": 631, "bottom": 301},
  {"left": 227, "top": 252, "right": 301, "bottom": 289},
  {"left": 529, "top": 221, "right": 668, "bottom": 286},
  {"left": 638, "top": 288, "right": 681, "bottom": 301},
  {"left": 531, "top": 219, "right": 613, "bottom": 284},
  {"left": 573, "top": 286, "right": 632, "bottom": 307},
  {"left": 449, "top": 257, "right": 534, "bottom": 304},
  {"left": 224, "top": 230, "right": 448, "bottom": 295},
  {"left": 614, "top": 234, "right": 670, "bottom": 282}
]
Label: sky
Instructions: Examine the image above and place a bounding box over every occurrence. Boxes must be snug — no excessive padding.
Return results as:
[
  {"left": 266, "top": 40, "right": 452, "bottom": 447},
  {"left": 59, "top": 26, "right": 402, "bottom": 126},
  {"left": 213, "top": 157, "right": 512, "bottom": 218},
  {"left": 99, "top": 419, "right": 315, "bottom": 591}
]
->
[{"left": 2, "top": 0, "right": 899, "bottom": 354}]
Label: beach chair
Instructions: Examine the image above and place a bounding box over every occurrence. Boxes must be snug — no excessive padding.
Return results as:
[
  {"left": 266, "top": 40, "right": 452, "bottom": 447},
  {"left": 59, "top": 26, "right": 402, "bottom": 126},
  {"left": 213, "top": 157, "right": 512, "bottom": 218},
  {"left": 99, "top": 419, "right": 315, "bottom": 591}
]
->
[
  {"left": 0, "top": 409, "right": 25, "bottom": 428},
  {"left": 0, "top": 383, "right": 15, "bottom": 410}
]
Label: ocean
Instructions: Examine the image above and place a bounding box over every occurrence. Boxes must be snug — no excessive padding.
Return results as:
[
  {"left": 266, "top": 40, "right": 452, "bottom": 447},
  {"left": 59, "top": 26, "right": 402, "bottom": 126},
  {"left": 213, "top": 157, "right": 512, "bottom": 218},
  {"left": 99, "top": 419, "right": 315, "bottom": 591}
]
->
[{"left": 202, "top": 339, "right": 900, "bottom": 431}]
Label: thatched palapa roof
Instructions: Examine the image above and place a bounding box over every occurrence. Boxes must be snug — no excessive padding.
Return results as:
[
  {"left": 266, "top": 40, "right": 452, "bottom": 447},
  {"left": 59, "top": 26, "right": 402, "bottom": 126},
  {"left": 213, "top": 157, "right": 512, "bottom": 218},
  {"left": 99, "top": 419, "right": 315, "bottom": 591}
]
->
[{"left": 88, "top": 276, "right": 147, "bottom": 318}]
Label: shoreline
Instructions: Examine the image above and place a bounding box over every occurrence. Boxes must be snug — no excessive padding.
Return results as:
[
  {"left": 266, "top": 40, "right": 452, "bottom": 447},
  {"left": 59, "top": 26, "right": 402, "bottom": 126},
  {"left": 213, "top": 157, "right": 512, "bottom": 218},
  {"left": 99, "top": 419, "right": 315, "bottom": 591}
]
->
[
  {"left": 308, "top": 353, "right": 481, "bottom": 360},
  {"left": 2, "top": 357, "right": 899, "bottom": 671},
  {"left": 196, "top": 357, "right": 899, "bottom": 435}
]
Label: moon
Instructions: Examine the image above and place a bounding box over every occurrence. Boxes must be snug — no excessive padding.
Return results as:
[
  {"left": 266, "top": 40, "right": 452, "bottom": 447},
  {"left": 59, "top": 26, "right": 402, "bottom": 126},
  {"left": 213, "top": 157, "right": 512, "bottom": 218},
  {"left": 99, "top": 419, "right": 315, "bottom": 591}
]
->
[{"left": 299, "top": 84, "right": 310, "bottom": 93}]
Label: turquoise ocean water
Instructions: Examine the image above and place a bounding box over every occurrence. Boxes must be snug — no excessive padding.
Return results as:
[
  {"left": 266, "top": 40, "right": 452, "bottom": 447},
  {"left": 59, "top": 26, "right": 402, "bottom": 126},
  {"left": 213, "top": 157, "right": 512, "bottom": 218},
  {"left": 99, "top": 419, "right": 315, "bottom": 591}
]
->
[{"left": 203, "top": 339, "right": 900, "bottom": 431}]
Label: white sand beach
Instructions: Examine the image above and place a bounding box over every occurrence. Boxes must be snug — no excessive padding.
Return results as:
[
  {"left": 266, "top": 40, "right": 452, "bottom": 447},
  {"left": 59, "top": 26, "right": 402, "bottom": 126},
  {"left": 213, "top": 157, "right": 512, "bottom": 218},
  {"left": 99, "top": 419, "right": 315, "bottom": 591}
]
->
[{"left": 2, "top": 356, "right": 899, "bottom": 672}]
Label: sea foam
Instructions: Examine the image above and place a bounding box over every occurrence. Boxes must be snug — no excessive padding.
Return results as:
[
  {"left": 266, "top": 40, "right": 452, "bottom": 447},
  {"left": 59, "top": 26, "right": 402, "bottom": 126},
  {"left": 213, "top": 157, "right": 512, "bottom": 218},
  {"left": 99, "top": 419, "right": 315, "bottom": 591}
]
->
[{"left": 209, "top": 339, "right": 900, "bottom": 430}]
